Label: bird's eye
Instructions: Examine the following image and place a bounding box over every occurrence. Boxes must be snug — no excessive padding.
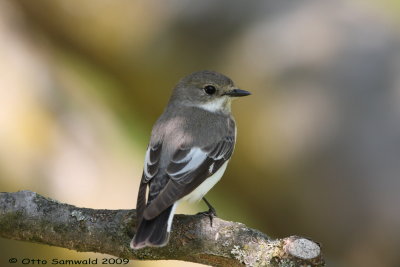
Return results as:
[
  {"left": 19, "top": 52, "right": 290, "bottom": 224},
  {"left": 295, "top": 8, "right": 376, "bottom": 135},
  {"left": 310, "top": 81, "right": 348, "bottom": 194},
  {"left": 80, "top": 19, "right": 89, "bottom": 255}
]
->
[{"left": 204, "top": 85, "right": 216, "bottom": 95}]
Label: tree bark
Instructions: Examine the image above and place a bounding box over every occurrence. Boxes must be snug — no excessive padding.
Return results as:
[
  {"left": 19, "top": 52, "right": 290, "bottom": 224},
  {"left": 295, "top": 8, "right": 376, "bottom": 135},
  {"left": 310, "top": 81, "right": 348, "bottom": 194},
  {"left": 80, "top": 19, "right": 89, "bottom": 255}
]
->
[{"left": 0, "top": 191, "right": 324, "bottom": 267}]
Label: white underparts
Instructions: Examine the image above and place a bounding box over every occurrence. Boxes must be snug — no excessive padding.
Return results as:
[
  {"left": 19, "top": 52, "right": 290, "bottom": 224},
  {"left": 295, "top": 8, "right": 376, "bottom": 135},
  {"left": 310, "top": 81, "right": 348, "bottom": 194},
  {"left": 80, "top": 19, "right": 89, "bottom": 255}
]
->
[
  {"left": 167, "top": 161, "right": 226, "bottom": 233},
  {"left": 181, "top": 161, "right": 229, "bottom": 203}
]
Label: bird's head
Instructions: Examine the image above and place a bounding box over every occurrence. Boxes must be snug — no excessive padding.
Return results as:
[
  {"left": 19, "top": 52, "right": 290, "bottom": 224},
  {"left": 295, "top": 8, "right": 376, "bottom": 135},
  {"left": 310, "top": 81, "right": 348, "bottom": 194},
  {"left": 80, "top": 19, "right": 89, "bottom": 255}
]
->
[{"left": 170, "top": 70, "right": 251, "bottom": 113}]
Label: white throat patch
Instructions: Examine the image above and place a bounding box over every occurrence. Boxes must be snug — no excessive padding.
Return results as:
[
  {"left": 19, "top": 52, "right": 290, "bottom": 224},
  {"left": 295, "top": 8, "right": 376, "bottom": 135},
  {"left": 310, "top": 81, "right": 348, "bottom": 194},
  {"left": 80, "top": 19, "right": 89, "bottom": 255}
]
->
[{"left": 197, "top": 97, "right": 231, "bottom": 113}]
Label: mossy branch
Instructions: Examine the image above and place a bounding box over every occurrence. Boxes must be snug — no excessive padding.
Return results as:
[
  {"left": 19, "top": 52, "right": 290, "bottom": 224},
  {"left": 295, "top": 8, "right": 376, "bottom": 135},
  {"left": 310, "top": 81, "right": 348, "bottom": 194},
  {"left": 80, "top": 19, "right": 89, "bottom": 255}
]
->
[{"left": 0, "top": 191, "right": 324, "bottom": 267}]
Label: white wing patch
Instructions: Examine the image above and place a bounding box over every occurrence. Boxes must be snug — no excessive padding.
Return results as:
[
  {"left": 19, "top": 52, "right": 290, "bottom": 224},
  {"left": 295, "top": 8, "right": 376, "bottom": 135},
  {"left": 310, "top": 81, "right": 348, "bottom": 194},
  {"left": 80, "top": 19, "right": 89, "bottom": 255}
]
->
[
  {"left": 168, "top": 147, "right": 207, "bottom": 176},
  {"left": 143, "top": 147, "right": 153, "bottom": 178},
  {"left": 167, "top": 203, "right": 177, "bottom": 232},
  {"left": 209, "top": 162, "right": 215, "bottom": 173},
  {"left": 143, "top": 144, "right": 161, "bottom": 180}
]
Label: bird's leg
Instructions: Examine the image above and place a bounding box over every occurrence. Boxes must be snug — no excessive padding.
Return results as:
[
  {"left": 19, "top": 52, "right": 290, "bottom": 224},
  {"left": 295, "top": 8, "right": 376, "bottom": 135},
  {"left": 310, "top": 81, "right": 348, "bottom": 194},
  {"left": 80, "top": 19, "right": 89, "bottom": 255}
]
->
[
  {"left": 202, "top": 197, "right": 217, "bottom": 216},
  {"left": 196, "top": 197, "right": 217, "bottom": 227}
]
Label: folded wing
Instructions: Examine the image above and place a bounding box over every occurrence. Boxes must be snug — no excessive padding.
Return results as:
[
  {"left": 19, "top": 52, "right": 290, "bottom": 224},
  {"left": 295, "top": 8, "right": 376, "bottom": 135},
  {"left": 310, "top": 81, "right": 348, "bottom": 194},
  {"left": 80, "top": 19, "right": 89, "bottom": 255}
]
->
[{"left": 143, "top": 136, "right": 235, "bottom": 220}]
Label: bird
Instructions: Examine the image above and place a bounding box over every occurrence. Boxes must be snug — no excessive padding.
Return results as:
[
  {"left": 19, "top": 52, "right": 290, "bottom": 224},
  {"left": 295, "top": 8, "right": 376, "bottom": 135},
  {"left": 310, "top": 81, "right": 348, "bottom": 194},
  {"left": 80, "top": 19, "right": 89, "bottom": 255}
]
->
[{"left": 130, "top": 70, "right": 250, "bottom": 249}]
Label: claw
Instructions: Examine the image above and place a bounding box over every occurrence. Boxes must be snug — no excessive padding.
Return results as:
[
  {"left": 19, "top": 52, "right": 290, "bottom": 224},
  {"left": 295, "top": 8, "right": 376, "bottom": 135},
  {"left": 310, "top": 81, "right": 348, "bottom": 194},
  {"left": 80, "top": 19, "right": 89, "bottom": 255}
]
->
[{"left": 196, "top": 197, "right": 217, "bottom": 227}]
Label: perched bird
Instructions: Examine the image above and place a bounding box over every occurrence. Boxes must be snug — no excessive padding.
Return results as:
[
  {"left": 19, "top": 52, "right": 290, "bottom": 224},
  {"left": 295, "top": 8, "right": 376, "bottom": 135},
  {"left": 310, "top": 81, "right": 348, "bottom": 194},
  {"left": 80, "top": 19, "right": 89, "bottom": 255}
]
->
[{"left": 130, "top": 70, "right": 250, "bottom": 249}]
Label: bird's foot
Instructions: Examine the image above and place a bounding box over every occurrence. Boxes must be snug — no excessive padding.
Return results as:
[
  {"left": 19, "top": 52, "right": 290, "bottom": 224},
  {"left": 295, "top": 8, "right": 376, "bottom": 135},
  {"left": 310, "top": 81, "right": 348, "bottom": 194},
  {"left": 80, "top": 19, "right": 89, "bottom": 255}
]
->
[
  {"left": 196, "top": 208, "right": 217, "bottom": 227},
  {"left": 196, "top": 197, "right": 218, "bottom": 227}
]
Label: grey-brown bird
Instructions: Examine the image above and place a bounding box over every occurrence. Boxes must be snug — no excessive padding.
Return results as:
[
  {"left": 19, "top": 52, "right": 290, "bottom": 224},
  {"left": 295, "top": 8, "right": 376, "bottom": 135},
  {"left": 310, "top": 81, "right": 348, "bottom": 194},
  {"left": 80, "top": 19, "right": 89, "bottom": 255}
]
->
[{"left": 130, "top": 70, "right": 250, "bottom": 249}]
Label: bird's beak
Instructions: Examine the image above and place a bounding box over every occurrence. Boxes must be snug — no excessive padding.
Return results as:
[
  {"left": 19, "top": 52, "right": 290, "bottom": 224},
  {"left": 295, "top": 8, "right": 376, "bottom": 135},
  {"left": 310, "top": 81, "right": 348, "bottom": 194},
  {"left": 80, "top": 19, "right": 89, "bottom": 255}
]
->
[{"left": 223, "top": 88, "right": 251, "bottom": 97}]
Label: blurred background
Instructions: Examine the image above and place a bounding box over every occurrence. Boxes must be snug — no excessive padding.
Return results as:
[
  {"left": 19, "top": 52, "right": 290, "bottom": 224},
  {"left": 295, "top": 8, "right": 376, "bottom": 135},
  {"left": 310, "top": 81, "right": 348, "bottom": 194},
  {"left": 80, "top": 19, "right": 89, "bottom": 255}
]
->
[{"left": 1, "top": 0, "right": 400, "bottom": 266}]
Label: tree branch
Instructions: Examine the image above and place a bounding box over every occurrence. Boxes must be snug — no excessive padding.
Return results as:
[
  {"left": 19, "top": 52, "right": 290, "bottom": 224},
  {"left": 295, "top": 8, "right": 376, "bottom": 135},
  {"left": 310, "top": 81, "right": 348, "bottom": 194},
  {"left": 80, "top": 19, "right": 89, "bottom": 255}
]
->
[{"left": 0, "top": 191, "right": 324, "bottom": 267}]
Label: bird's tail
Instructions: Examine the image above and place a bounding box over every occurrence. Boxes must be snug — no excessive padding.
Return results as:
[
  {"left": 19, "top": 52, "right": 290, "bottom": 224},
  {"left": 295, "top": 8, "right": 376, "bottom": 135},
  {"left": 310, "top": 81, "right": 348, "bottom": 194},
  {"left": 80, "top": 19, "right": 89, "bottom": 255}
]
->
[{"left": 130, "top": 205, "right": 174, "bottom": 249}]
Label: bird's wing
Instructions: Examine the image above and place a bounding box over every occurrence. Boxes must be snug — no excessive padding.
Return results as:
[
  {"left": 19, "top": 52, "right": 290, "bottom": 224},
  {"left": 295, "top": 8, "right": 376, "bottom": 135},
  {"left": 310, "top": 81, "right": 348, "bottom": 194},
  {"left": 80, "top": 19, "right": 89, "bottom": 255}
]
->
[
  {"left": 143, "top": 135, "right": 235, "bottom": 220},
  {"left": 168, "top": 136, "right": 234, "bottom": 184},
  {"left": 135, "top": 142, "right": 162, "bottom": 223},
  {"left": 143, "top": 142, "right": 163, "bottom": 182}
]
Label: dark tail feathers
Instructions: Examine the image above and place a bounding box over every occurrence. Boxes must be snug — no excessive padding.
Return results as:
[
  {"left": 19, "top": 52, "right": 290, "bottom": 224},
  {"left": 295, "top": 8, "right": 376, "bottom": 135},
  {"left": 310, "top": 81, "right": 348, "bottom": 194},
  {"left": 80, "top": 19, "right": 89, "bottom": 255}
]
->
[{"left": 130, "top": 205, "right": 173, "bottom": 249}]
